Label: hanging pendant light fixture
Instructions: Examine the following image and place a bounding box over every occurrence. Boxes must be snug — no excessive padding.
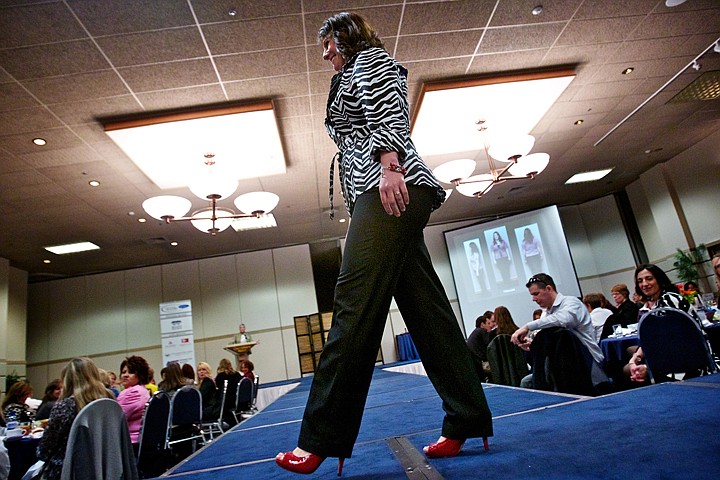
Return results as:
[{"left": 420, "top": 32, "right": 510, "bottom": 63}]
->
[
  {"left": 142, "top": 154, "right": 279, "bottom": 235},
  {"left": 432, "top": 120, "right": 549, "bottom": 198}
]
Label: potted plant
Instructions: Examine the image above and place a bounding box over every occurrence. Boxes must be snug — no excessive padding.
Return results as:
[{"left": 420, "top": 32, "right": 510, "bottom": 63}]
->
[
  {"left": 673, "top": 244, "right": 707, "bottom": 285},
  {"left": 5, "top": 370, "right": 21, "bottom": 392}
]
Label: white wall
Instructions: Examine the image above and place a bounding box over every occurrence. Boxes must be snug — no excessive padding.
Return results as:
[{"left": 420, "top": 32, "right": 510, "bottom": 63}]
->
[{"left": 25, "top": 244, "right": 317, "bottom": 392}]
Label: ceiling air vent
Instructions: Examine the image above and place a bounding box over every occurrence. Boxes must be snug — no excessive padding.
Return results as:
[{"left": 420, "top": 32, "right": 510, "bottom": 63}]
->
[
  {"left": 507, "top": 186, "right": 528, "bottom": 195},
  {"left": 668, "top": 70, "right": 720, "bottom": 103},
  {"left": 142, "top": 236, "right": 171, "bottom": 245}
]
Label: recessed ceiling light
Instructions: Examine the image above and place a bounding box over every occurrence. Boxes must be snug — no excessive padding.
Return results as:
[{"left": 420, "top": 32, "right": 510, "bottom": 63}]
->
[
  {"left": 228, "top": 8, "right": 237, "bottom": 16},
  {"left": 170, "top": 241, "right": 178, "bottom": 246},
  {"left": 531, "top": 5, "right": 543, "bottom": 16},
  {"left": 44, "top": 242, "right": 100, "bottom": 255},
  {"left": 339, "top": 218, "right": 346, "bottom": 223},
  {"left": 32, "top": 138, "right": 47, "bottom": 146},
  {"left": 622, "top": 67, "right": 634, "bottom": 75},
  {"left": 565, "top": 168, "right": 613, "bottom": 184},
  {"left": 644, "top": 147, "right": 663, "bottom": 154},
  {"left": 574, "top": 119, "right": 584, "bottom": 125},
  {"left": 138, "top": 218, "right": 147, "bottom": 223},
  {"left": 88, "top": 180, "right": 100, "bottom": 187},
  {"left": 43, "top": 259, "right": 51, "bottom": 264}
]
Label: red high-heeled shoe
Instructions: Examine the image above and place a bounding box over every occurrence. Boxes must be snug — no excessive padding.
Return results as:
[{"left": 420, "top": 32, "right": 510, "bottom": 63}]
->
[
  {"left": 423, "top": 437, "right": 489, "bottom": 458},
  {"left": 275, "top": 451, "right": 345, "bottom": 476}
]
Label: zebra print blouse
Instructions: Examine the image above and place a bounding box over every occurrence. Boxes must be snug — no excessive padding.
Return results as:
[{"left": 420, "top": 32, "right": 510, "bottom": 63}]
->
[{"left": 324, "top": 47, "right": 445, "bottom": 216}]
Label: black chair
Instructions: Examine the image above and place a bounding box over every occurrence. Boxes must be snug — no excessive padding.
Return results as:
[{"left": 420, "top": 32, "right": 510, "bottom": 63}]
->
[
  {"left": 251, "top": 375, "right": 260, "bottom": 412},
  {"left": 530, "top": 327, "right": 597, "bottom": 396},
  {"left": 487, "top": 334, "right": 529, "bottom": 387},
  {"left": 137, "top": 392, "right": 171, "bottom": 478},
  {"left": 638, "top": 307, "right": 717, "bottom": 383},
  {"left": 168, "top": 386, "right": 204, "bottom": 460},
  {"left": 61, "top": 398, "right": 138, "bottom": 479},
  {"left": 201, "top": 379, "right": 228, "bottom": 442},
  {"left": 232, "top": 377, "right": 254, "bottom": 424}
]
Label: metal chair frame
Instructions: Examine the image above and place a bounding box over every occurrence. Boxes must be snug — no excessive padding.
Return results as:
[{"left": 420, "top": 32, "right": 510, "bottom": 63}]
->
[
  {"left": 638, "top": 307, "right": 718, "bottom": 383},
  {"left": 167, "top": 386, "right": 205, "bottom": 452},
  {"left": 200, "top": 379, "right": 228, "bottom": 442}
]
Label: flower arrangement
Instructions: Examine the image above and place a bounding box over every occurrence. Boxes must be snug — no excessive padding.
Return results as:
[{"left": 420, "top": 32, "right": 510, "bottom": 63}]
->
[{"left": 678, "top": 284, "right": 698, "bottom": 305}]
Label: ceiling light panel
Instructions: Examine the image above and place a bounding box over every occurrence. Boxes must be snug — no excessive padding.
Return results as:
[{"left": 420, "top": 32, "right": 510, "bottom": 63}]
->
[
  {"left": 412, "top": 70, "right": 575, "bottom": 159},
  {"left": 104, "top": 102, "right": 286, "bottom": 190},
  {"left": 45, "top": 242, "right": 100, "bottom": 255},
  {"left": 565, "top": 168, "right": 613, "bottom": 184}
]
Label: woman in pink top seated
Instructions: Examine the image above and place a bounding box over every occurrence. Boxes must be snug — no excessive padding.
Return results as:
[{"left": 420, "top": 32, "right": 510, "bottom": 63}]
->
[{"left": 117, "top": 355, "right": 150, "bottom": 455}]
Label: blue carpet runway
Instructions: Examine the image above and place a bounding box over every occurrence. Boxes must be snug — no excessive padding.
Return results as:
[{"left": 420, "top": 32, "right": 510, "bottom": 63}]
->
[{"left": 159, "top": 365, "right": 720, "bottom": 479}]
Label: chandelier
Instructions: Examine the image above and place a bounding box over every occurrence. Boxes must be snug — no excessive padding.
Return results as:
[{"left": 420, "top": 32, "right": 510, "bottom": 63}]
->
[
  {"left": 142, "top": 154, "right": 279, "bottom": 235},
  {"left": 432, "top": 120, "right": 549, "bottom": 198}
]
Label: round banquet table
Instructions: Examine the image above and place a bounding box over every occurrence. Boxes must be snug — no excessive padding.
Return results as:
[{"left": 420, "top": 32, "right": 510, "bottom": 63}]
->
[
  {"left": 396, "top": 332, "right": 420, "bottom": 362},
  {"left": 600, "top": 334, "right": 639, "bottom": 363}
]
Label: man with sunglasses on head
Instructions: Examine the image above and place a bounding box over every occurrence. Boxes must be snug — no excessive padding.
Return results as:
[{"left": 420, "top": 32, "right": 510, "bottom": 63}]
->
[{"left": 511, "top": 273, "right": 608, "bottom": 395}]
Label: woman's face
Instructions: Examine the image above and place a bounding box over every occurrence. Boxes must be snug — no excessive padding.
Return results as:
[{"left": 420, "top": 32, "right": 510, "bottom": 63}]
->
[
  {"left": 611, "top": 290, "right": 626, "bottom": 306},
  {"left": 197, "top": 365, "right": 209, "bottom": 380},
  {"left": 713, "top": 257, "right": 720, "bottom": 278},
  {"left": 121, "top": 366, "right": 139, "bottom": 388},
  {"left": 52, "top": 384, "right": 62, "bottom": 399},
  {"left": 322, "top": 36, "right": 345, "bottom": 72},
  {"left": 637, "top": 269, "right": 661, "bottom": 300}
]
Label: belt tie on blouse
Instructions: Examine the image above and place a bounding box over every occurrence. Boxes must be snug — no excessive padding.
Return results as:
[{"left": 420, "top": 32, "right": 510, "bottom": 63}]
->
[{"left": 328, "top": 151, "right": 341, "bottom": 220}]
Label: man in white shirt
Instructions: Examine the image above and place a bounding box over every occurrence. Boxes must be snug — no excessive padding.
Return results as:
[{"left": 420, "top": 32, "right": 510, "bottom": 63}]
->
[
  {"left": 583, "top": 293, "right": 614, "bottom": 342},
  {"left": 512, "top": 273, "right": 608, "bottom": 394}
]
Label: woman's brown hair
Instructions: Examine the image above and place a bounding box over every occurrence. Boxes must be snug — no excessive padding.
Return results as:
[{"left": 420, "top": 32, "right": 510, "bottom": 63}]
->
[{"left": 318, "top": 12, "right": 384, "bottom": 62}]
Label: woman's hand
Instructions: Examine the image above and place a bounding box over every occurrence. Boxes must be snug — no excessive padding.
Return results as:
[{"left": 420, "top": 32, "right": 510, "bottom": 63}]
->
[
  {"left": 379, "top": 151, "right": 408, "bottom": 217},
  {"left": 629, "top": 363, "right": 648, "bottom": 382}
]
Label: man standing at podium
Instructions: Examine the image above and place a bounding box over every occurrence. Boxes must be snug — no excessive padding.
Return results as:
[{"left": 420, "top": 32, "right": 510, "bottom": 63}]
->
[{"left": 232, "top": 323, "right": 253, "bottom": 344}]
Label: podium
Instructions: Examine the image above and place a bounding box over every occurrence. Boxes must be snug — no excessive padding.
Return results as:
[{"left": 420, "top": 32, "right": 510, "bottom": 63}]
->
[{"left": 224, "top": 342, "right": 257, "bottom": 369}]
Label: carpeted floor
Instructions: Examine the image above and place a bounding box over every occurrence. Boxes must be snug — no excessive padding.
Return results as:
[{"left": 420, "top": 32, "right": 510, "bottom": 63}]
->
[{"left": 158, "top": 365, "right": 720, "bottom": 479}]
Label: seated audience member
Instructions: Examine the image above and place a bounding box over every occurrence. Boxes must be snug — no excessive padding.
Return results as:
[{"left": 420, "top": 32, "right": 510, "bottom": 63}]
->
[
  {"left": 583, "top": 293, "right": 614, "bottom": 342},
  {"left": 196, "top": 362, "right": 219, "bottom": 421},
  {"left": 625, "top": 264, "right": 707, "bottom": 383},
  {"left": 714, "top": 254, "right": 720, "bottom": 290},
  {"left": 631, "top": 291, "right": 643, "bottom": 306},
  {"left": 466, "top": 311, "right": 497, "bottom": 382},
  {"left": 511, "top": 274, "right": 608, "bottom": 395},
  {"left": 146, "top": 367, "right": 158, "bottom": 395},
  {"left": 98, "top": 368, "right": 119, "bottom": 397},
  {"left": 2, "top": 380, "right": 35, "bottom": 424},
  {"left": 240, "top": 360, "right": 256, "bottom": 381},
  {"left": 494, "top": 306, "right": 520, "bottom": 335},
  {"left": 37, "top": 357, "right": 115, "bottom": 480},
  {"left": 107, "top": 370, "right": 121, "bottom": 393},
  {"left": 611, "top": 283, "right": 641, "bottom": 326},
  {"left": 117, "top": 355, "right": 151, "bottom": 454},
  {"left": 157, "top": 363, "right": 186, "bottom": 398},
  {"left": 181, "top": 363, "right": 196, "bottom": 385},
  {"left": 35, "top": 379, "right": 63, "bottom": 420},
  {"left": 215, "top": 359, "right": 242, "bottom": 426}
]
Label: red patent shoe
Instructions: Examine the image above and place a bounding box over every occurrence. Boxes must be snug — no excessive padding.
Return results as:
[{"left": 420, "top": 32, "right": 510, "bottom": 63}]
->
[
  {"left": 423, "top": 437, "right": 489, "bottom": 458},
  {"left": 276, "top": 451, "right": 345, "bottom": 476}
]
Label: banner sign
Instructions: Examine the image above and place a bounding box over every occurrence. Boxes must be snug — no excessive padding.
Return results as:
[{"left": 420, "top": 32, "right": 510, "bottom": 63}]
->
[{"left": 160, "top": 300, "right": 196, "bottom": 368}]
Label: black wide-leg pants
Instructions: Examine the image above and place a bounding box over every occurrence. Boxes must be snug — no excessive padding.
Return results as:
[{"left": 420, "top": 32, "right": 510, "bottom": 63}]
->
[{"left": 297, "top": 186, "right": 493, "bottom": 459}]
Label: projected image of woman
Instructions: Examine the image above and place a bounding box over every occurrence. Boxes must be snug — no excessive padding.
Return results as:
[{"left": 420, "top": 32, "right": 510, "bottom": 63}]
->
[
  {"left": 490, "top": 230, "right": 513, "bottom": 283},
  {"left": 520, "top": 227, "right": 545, "bottom": 275},
  {"left": 466, "top": 240, "right": 487, "bottom": 293}
]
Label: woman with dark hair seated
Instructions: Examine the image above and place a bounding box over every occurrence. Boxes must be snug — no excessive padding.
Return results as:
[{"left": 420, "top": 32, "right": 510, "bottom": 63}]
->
[
  {"left": 624, "top": 264, "right": 705, "bottom": 383},
  {"left": 35, "top": 379, "right": 63, "bottom": 421},
  {"left": 117, "top": 355, "right": 151, "bottom": 454}
]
